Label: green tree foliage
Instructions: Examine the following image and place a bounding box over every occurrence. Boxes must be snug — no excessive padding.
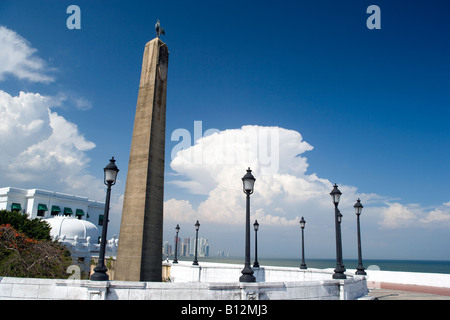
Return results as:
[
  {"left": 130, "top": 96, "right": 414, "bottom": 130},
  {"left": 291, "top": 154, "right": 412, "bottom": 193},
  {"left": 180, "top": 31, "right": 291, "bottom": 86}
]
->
[{"left": 0, "top": 210, "right": 51, "bottom": 241}]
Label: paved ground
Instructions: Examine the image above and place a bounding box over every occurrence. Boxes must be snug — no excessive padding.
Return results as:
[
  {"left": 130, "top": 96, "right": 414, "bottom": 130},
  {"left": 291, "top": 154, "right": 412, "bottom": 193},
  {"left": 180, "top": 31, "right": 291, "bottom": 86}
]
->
[
  {"left": 367, "top": 282, "right": 450, "bottom": 300},
  {"left": 368, "top": 288, "right": 450, "bottom": 300}
]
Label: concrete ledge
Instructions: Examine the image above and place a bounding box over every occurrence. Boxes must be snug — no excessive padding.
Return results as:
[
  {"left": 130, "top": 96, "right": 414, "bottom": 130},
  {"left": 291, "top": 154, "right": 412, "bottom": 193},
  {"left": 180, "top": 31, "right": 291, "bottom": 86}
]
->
[
  {"left": 0, "top": 276, "right": 367, "bottom": 300},
  {"left": 170, "top": 261, "right": 336, "bottom": 283},
  {"left": 3, "top": 264, "right": 448, "bottom": 300},
  {"left": 0, "top": 263, "right": 372, "bottom": 300}
]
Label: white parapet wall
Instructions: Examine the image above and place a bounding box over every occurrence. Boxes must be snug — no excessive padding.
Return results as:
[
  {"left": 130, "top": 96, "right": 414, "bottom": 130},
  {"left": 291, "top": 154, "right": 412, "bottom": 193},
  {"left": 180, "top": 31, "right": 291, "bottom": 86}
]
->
[
  {"left": 170, "top": 261, "right": 336, "bottom": 283},
  {"left": 0, "top": 276, "right": 367, "bottom": 300},
  {"left": 0, "top": 261, "right": 368, "bottom": 300}
]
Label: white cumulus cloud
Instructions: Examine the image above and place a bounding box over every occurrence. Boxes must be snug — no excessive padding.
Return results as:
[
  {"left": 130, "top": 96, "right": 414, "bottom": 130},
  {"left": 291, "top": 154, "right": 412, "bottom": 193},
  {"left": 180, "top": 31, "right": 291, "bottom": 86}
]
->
[
  {"left": 378, "top": 203, "right": 418, "bottom": 229},
  {"left": 0, "top": 26, "right": 103, "bottom": 200},
  {"left": 0, "top": 25, "right": 54, "bottom": 83},
  {"left": 166, "top": 125, "right": 360, "bottom": 226},
  {"left": 377, "top": 201, "right": 450, "bottom": 229},
  {"left": 0, "top": 90, "right": 103, "bottom": 200},
  {"left": 165, "top": 125, "right": 450, "bottom": 233}
]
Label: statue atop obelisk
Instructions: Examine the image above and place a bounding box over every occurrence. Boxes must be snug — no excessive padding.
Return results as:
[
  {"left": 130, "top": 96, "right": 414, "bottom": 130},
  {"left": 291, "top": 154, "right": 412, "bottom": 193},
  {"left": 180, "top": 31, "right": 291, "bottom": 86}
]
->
[{"left": 115, "top": 21, "right": 169, "bottom": 281}]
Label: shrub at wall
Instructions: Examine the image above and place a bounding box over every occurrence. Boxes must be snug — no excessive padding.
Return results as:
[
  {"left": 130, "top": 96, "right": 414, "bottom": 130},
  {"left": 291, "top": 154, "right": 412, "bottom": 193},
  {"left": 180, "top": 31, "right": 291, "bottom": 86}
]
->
[{"left": 0, "top": 211, "right": 72, "bottom": 278}]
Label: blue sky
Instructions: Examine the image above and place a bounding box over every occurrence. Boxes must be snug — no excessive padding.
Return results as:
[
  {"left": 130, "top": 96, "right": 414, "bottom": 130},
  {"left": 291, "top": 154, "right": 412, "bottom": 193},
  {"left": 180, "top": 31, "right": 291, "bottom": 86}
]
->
[{"left": 1, "top": 0, "right": 449, "bottom": 261}]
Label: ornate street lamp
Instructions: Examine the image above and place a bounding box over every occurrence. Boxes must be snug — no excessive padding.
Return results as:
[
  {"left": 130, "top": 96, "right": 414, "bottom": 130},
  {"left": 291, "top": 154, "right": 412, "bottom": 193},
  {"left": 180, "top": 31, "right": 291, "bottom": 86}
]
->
[
  {"left": 354, "top": 199, "right": 367, "bottom": 275},
  {"left": 330, "top": 184, "right": 346, "bottom": 279},
  {"left": 192, "top": 220, "right": 200, "bottom": 266},
  {"left": 91, "top": 157, "right": 119, "bottom": 281},
  {"left": 300, "top": 217, "right": 307, "bottom": 269},
  {"left": 240, "top": 167, "right": 256, "bottom": 282},
  {"left": 173, "top": 224, "right": 180, "bottom": 264},
  {"left": 253, "top": 220, "right": 260, "bottom": 268},
  {"left": 337, "top": 209, "right": 345, "bottom": 271}
]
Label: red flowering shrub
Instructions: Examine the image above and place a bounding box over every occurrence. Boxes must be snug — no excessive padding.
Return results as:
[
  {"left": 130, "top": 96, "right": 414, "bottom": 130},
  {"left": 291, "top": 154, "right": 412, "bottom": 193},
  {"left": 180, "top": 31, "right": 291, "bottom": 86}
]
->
[{"left": 0, "top": 224, "right": 71, "bottom": 278}]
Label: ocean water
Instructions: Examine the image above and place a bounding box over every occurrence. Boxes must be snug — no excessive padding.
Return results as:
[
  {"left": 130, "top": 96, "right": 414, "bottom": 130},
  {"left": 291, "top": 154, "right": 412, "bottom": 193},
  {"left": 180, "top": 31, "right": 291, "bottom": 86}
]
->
[{"left": 177, "top": 257, "right": 450, "bottom": 274}]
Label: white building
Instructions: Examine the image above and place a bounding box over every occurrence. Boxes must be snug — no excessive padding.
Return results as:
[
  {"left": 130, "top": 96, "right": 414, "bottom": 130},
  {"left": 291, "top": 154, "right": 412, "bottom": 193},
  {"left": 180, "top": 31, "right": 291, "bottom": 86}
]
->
[
  {"left": 0, "top": 187, "right": 118, "bottom": 275},
  {"left": 0, "top": 187, "right": 105, "bottom": 231}
]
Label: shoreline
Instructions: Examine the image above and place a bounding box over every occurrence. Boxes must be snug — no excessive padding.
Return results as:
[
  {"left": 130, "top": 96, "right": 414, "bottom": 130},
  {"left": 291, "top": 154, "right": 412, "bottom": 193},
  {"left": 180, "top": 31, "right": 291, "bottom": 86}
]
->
[{"left": 172, "top": 256, "right": 450, "bottom": 275}]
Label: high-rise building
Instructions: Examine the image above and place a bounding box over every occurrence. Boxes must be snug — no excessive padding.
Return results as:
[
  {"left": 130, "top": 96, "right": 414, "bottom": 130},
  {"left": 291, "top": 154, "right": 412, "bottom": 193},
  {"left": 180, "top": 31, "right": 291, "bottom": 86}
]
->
[
  {"left": 183, "top": 237, "right": 190, "bottom": 256},
  {"left": 173, "top": 236, "right": 210, "bottom": 257},
  {"left": 198, "top": 237, "right": 209, "bottom": 257},
  {"left": 189, "top": 237, "right": 196, "bottom": 256},
  {"left": 163, "top": 241, "right": 172, "bottom": 257}
]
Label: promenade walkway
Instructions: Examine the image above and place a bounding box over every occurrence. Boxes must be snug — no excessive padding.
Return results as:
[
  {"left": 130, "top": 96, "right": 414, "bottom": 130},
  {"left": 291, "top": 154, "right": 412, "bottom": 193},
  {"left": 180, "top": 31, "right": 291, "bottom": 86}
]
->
[{"left": 368, "top": 283, "right": 450, "bottom": 300}]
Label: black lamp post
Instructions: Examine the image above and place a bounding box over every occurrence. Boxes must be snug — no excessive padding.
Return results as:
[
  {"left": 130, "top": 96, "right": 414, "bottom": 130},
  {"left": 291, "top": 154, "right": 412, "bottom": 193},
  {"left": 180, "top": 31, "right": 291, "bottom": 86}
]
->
[
  {"left": 173, "top": 224, "right": 180, "bottom": 264},
  {"left": 253, "top": 220, "right": 260, "bottom": 268},
  {"left": 240, "top": 167, "right": 256, "bottom": 282},
  {"left": 299, "top": 217, "right": 307, "bottom": 269},
  {"left": 337, "top": 209, "right": 345, "bottom": 271},
  {"left": 330, "top": 184, "right": 346, "bottom": 279},
  {"left": 354, "top": 199, "right": 367, "bottom": 275},
  {"left": 90, "top": 157, "right": 119, "bottom": 281},
  {"left": 192, "top": 220, "right": 200, "bottom": 266}
]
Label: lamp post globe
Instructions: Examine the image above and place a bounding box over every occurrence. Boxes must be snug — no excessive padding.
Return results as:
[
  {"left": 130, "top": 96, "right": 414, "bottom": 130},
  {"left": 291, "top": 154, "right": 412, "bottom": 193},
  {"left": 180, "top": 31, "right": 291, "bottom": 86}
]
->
[
  {"left": 103, "top": 157, "right": 119, "bottom": 185},
  {"left": 242, "top": 167, "right": 256, "bottom": 194},
  {"left": 330, "top": 183, "right": 342, "bottom": 206},
  {"left": 299, "top": 217, "right": 306, "bottom": 229},
  {"left": 240, "top": 168, "right": 256, "bottom": 282},
  {"left": 91, "top": 157, "right": 119, "bottom": 281},
  {"left": 354, "top": 198, "right": 363, "bottom": 215}
]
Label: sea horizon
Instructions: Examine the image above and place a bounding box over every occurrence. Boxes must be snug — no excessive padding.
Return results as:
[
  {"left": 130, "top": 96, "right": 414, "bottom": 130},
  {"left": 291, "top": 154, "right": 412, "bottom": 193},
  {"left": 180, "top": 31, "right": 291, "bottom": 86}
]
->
[{"left": 172, "top": 256, "right": 450, "bottom": 275}]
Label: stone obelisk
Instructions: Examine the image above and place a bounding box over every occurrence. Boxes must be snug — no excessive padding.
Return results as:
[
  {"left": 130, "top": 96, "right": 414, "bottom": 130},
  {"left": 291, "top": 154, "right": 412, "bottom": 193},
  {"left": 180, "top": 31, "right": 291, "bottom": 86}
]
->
[{"left": 115, "top": 32, "right": 169, "bottom": 281}]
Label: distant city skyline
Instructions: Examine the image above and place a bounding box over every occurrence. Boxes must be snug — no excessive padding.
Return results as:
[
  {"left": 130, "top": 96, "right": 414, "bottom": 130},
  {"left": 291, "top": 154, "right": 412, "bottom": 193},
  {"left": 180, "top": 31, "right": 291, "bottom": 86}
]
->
[{"left": 163, "top": 236, "right": 210, "bottom": 258}]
